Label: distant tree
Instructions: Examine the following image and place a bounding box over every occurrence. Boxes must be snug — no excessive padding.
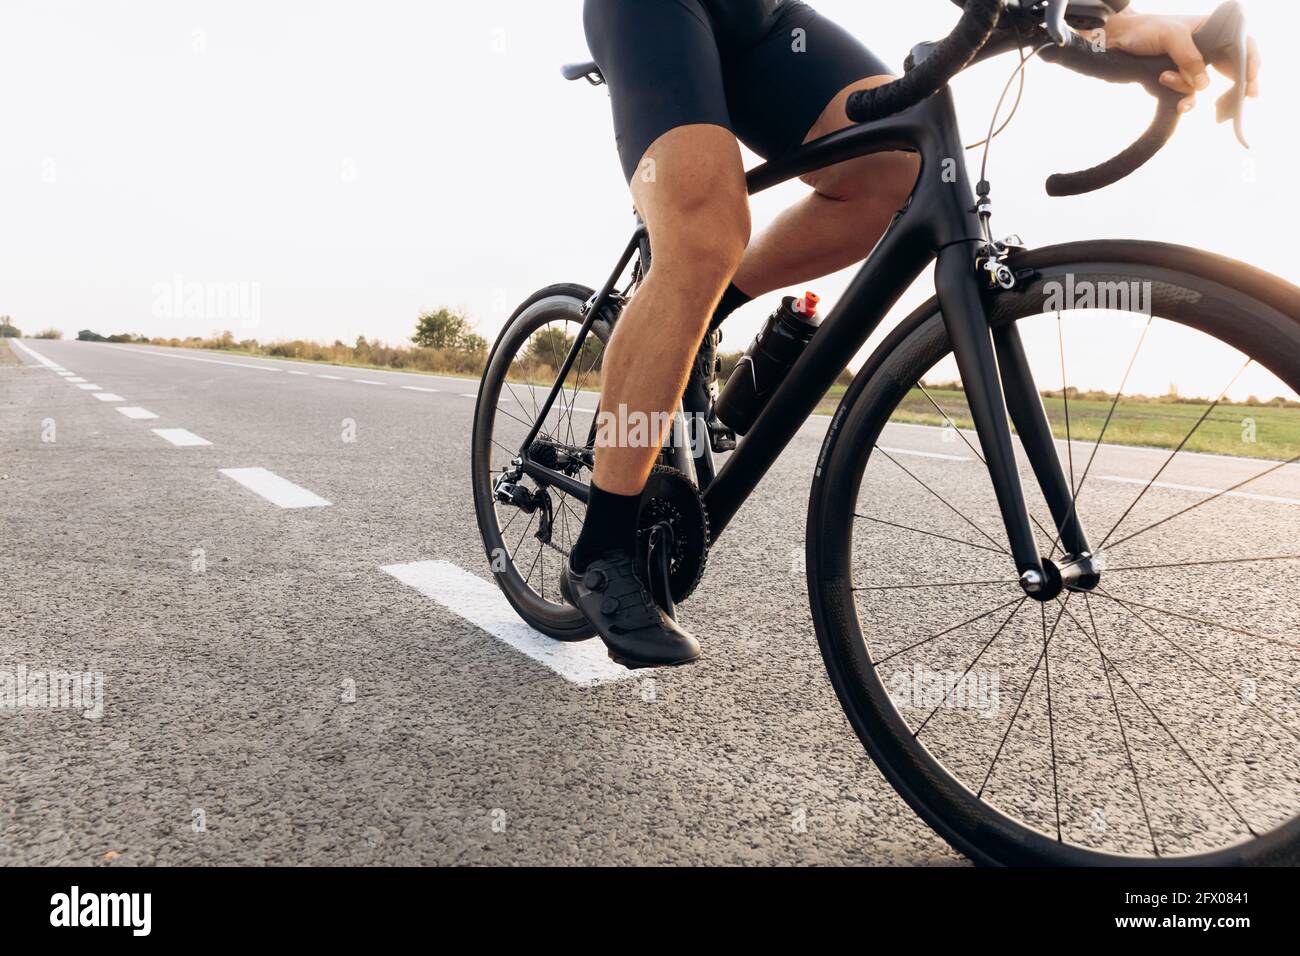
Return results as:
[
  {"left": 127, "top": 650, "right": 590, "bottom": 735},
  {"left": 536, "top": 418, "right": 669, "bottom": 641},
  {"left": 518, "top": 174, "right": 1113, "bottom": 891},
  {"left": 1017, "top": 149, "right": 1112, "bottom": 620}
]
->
[
  {"left": 411, "top": 308, "right": 472, "bottom": 350},
  {"left": 525, "top": 327, "right": 572, "bottom": 367},
  {"left": 460, "top": 332, "right": 488, "bottom": 357},
  {"left": 77, "top": 329, "right": 105, "bottom": 342},
  {"left": 0, "top": 316, "right": 20, "bottom": 338},
  {"left": 34, "top": 328, "right": 63, "bottom": 339}
]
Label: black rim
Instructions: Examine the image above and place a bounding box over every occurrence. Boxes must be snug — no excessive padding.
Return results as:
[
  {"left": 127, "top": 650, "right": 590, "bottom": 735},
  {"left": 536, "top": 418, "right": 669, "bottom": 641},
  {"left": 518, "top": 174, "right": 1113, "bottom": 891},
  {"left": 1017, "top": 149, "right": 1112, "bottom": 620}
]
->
[{"left": 473, "top": 291, "right": 606, "bottom": 631}]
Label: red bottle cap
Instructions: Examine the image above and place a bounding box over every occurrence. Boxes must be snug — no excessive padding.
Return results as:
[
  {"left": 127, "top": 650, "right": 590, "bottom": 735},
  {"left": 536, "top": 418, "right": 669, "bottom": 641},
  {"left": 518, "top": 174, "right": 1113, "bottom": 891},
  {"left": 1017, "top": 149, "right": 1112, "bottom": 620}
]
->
[{"left": 794, "top": 292, "right": 820, "bottom": 317}]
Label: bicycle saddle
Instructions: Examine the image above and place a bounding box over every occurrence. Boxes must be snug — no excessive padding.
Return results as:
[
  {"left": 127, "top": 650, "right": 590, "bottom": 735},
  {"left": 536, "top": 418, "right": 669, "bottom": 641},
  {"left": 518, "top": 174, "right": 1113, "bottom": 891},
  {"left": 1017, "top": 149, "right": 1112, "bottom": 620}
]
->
[{"left": 561, "top": 60, "right": 605, "bottom": 86}]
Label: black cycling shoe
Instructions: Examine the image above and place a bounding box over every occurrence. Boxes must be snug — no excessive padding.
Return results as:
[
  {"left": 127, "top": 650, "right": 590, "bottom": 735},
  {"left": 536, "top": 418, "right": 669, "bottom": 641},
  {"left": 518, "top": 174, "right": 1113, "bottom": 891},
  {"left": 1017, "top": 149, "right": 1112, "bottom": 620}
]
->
[{"left": 561, "top": 550, "right": 701, "bottom": 669}]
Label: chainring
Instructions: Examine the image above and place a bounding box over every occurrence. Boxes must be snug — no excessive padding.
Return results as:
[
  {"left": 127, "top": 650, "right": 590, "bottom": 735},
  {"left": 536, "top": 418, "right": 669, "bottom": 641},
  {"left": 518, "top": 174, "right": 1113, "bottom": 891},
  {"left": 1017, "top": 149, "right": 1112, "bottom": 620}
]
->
[{"left": 635, "top": 465, "right": 710, "bottom": 605}]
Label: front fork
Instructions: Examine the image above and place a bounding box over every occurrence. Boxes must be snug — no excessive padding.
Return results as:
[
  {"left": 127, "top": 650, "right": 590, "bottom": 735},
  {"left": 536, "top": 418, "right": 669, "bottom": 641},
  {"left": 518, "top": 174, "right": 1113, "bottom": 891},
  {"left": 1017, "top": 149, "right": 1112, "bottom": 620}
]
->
[{"left": 935, "top": 245, "right": 1096, "bottom": 599}]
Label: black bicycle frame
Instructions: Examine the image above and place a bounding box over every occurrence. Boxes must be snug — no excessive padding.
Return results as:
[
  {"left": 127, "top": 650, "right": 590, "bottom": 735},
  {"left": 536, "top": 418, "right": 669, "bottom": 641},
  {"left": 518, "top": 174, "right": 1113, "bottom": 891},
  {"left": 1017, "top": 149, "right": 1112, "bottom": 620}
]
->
[{"left": 520, "top": 82, "right": 1092, "bottom": 584}]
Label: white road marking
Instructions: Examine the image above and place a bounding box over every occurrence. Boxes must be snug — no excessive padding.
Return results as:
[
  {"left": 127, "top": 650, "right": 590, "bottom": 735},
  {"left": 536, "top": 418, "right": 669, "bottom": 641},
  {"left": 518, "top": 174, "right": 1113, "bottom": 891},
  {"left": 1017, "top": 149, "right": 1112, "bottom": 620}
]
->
[
  {"left": 353, "top": 379, "right": 384, "bottom": 386},
  {"left": 287, "top": 370, "right": 309, "bottom": 376},
  {"left": 117, "top": 407, "right": 159, "bottom": 420},
  {"left": 220, "top": 467, "right": 330, "bottom": 508},
  {"left": 8, "top": 340, "right": 60, "bottom": 367},
  {"left": 67, "top": 377, "right": 88, "bottom": 383},
  {"left": 878, "top": 446, "right": 971, "bottom": 462},
  {"left": 1097, "top": 475, "right": 1300, "bottom": 506},
  {"left": 401, "top": 385, "right": 439, "bottom": 393},
  {"left": 460, "top": 393, "right": 479, "bottom": 399},
  {"left": 152, "top": 428, "right": 212, "bottom": 447},
  {"left": 100, "top": 346, "right": 282, "bottom": 373},
  {"left": 75, "top": 383, "right": 101, "bottom": 391},
  {"left": 318, "top": 374, "right": 344, "bottom": 380},
  {"left": 56, "top": 371, "right": 75, "bottom": 377},
  {"left": 381, "top": 560, "right": 635, "bottom": 687},
  {"left": 92, "top": 393, "right": 125, "bottom": 402}
]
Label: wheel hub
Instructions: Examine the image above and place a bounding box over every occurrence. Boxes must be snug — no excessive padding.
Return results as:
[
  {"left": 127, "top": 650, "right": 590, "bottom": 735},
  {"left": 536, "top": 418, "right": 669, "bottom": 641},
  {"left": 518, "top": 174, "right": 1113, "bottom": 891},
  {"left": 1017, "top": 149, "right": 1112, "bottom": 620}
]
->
[{"left": 1019, "top": 554, "right": 1102, "bottom": 602}]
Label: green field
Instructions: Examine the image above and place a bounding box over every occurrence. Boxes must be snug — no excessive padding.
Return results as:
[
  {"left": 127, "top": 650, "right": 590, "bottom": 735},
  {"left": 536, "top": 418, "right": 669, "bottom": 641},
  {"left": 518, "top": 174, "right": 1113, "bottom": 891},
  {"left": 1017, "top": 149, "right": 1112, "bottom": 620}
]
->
[{"left": 813, "top": 386, "right": 1300, "bottom": 462}]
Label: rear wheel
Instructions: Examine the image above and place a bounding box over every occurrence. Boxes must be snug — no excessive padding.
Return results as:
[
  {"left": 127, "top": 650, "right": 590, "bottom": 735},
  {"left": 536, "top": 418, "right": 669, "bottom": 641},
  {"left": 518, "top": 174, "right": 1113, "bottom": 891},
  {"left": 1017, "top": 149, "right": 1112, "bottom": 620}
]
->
[
  {"left": 471, "top": 284, "right": 606, "bottom": 641},
  {"left": 808, "top": 241, "right": 1300, "bottom": 864}
]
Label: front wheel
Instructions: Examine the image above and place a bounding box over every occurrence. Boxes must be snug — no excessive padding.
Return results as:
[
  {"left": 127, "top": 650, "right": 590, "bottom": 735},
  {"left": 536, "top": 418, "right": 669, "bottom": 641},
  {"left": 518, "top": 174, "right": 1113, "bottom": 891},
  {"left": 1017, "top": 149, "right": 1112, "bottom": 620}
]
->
[{"left": 808, "top": 241, "right": 1300, "bottom": 864}]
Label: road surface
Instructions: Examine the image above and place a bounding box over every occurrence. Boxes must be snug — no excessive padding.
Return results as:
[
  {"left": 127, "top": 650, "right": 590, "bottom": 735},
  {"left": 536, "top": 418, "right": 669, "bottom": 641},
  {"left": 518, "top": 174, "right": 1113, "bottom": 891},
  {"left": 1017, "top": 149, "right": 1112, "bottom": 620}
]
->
[{"left": 3, "top": 337, "right": 1297, "bottom": 864}]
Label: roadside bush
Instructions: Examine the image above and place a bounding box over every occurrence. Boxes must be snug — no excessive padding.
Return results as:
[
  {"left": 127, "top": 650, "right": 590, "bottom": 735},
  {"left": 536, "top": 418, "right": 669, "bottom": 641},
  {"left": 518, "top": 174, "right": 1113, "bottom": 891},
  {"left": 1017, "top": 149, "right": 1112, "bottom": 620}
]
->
[{"left": 34, "top": 328, "right": 63, "bottom": 339}]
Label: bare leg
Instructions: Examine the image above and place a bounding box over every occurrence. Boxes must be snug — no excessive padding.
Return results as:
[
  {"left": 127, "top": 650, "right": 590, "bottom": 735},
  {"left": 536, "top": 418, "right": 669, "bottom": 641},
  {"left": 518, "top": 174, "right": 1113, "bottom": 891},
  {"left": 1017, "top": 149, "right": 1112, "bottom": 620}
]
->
[
  {"left": 593, "top": 124, "right": 751, "bottom": 495},
  {"left": 732, "top": 76, "right": 921, "bottom": 298}
]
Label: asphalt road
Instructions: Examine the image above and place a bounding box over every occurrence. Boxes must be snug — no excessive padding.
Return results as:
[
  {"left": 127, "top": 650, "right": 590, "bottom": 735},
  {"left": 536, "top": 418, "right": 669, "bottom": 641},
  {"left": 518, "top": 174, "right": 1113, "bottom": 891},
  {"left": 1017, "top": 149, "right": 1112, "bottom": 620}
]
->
[{"left": 3, "top": 337, "right": 1297, "bottom": 864}]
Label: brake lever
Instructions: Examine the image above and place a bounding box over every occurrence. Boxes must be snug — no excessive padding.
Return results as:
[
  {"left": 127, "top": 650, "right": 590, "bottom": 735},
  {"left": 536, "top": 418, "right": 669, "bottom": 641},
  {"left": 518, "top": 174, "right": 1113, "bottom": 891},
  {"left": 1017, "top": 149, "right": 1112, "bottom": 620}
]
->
[
  {"left": 1043, "top": 0, "right": 1072, "bottom": 47},
  {"left": 1191, "top": 0, "right": 1250, "bottom": 148}
]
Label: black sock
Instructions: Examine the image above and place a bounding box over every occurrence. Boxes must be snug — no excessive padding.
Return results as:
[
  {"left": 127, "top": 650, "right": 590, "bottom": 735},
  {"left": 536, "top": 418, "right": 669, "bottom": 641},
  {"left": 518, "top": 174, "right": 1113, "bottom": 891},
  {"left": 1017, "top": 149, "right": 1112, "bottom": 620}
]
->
[
  {"left": 709, "top": 282, "right": 753, "bottom": 333},
  {"left": 571, "top": 481, "right": 642, "bottom": 571}
]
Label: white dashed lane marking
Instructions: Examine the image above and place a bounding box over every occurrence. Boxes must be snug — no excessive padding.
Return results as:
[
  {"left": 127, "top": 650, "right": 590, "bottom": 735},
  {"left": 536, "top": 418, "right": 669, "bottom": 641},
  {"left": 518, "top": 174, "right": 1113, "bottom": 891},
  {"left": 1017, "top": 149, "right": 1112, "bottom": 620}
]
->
[
  {"left": 1097, "top": 475, "right": 1300, "bottom": 506},
  {"left": 317, "top": 374, "right": 344, "bottom": 380},
  {"left": 67, "top": 377, "right": 88, "bottom": 383},
  {"left": 152, "top": 428, "right": 212, "bottom": 447},
  {"left": 117, "top": 407, "right": 159, "bottom": 420},
  {"left": 92, "top": 393, "right": 125, "bottom": 402},
  {"left": 401, "top": 386, "right": 439, "bottom": 393},
  {"left": 75, "top": 383, "right": 101, "bottom": 391},
  {"left": 381, "top": 561, "right": 634, "bottom": 687},
  {"left": 878, "top": 446, "right": 972, "bottom": 462},
  {"left": 220, "top": 467, "right": 331, "bottom": 508},
  {"left": 353, "top": 379, "right": 384, "bottom": 386},
  {"left": 287, "top": 371, "right": 309, "bottom": 376}
]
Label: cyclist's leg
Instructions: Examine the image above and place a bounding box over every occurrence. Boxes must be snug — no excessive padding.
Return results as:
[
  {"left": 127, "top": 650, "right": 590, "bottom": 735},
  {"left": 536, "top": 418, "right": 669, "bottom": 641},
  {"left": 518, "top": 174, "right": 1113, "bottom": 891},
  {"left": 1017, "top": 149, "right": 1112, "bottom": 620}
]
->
[
  {"left": 733, "top": 79, "right": 921, "bottom": 297},
  {"left": 723, "top": 3, "right": 920, "bottom": 300},
  {"left": 596, "top": 128, "right": 750, "bottom": 500},
  {"left": 579, "top": 0, "right": 750, "bottom": 506}
]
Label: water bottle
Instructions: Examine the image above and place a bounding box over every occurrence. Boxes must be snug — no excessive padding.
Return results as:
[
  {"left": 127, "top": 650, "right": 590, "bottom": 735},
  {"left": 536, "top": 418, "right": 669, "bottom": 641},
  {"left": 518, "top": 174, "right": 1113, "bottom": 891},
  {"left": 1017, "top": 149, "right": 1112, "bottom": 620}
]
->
[{"left": 713, "top": 292, "right": 820, "bottom": 436}]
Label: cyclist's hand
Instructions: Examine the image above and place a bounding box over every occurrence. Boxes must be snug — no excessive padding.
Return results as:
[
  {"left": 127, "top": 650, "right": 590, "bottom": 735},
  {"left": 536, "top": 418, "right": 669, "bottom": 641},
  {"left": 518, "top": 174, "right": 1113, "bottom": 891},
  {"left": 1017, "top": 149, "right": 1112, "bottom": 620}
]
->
[{"left": 1104, "top": 11, "right": 1261, "bottom": 113}]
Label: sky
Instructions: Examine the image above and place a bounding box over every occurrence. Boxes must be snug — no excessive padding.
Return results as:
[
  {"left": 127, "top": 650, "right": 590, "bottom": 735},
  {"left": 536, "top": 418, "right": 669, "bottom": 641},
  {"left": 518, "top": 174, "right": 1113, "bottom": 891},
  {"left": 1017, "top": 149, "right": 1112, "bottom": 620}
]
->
[{"left": 2, "top": 0, "right": 1297, "bottom": 400}]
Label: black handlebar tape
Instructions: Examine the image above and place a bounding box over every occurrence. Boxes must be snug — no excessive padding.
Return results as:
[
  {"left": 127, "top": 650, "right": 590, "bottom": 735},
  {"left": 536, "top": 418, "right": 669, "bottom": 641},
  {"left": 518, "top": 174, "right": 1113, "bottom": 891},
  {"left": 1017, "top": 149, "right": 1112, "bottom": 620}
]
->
[
  {"left": 1039, "top": 41, "right": 1183, "bottom": 196},
  {"left": 1045, "top": 98, "right": 1180, "bottom": 196},
  {"left": 845, "top": 0, "right": 1004, "bottom": 124}
]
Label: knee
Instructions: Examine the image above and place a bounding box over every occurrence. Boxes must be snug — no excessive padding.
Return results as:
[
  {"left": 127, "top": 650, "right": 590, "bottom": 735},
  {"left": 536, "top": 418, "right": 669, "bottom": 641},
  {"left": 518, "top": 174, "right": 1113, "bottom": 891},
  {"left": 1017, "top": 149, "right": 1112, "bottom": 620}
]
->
[
  {"left": 803, "top": 150, "right": 920, "bottom": 207},
  {"left": 644, "top": 179, "right": 750, "bottom": 289}
]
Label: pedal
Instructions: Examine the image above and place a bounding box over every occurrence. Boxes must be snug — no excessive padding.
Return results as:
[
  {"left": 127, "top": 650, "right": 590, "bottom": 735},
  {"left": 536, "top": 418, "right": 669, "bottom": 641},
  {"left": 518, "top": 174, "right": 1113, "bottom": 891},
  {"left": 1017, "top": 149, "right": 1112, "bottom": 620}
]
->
[{"left": 707, "top": 415, "right": 737, "bottom": 453}]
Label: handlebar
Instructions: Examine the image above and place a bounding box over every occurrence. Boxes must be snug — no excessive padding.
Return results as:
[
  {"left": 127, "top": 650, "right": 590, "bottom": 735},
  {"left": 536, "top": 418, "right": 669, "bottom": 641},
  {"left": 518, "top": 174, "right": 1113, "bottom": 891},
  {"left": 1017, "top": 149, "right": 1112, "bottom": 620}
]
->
[
  {"left": 845, "top": 0, "right": 1252, "bottom": 197},
  {"left": 845, "top": 0, "right": 1004, "bottom": 125}
]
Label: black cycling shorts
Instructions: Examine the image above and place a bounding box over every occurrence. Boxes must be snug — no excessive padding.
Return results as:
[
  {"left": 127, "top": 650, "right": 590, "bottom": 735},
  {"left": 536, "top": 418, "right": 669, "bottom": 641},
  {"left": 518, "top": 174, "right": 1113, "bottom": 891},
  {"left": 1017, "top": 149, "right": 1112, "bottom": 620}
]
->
[{"left": 583, "top": 0, "right": 892, "bottom": 182}]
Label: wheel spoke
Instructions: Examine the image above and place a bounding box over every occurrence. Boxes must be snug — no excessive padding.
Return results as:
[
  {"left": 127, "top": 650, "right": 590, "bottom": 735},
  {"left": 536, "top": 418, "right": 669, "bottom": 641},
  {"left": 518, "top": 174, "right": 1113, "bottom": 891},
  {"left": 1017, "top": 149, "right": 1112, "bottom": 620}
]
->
[
  {"left": 1092, "top": 589, "right": 1299, "bottom": 653},
  {"left": 1096, "top": 587, "right": 1300, "bottom": 737},
  {"left": 855, "top": 513, "right": 1007, "bottom": 556},
  {"left": 1081, "top": 594, "right": 1160, "bottom": 856},
  {"left": 875, "top": 596, "right": 1024, "bottom": 666},
  {"left": 978, "top": 596, "right": 1072, "bottom": 798},
  {"left": 854, "top": 579, "right": 1018, "bottom": 591},
  {"left": 915, "top": 384, "right": 1058, "bottom": 551},
  {"left": 1101, "top": 455, "right": 1300, "bottom": 554},
  {"left": 1104, "top": 554, "right": 1300, "bottom": 574},
  {"left": 1047, "top": 315, "right": 1154, "bottom": 558},
  {"left": 1058, "top": 313, "right": 1076, "bottom": 496},
  {"left": 913, "top": 597, "right": 1028, "bottom": 737},
  {"left": 1056, "top": 599, "right": 1259, "bottom": 839},
  {"left": 1096, "top": 357, "right": 1253, "bottom": 551},
  {"left": 874, "top": 446, "right": 1010, "bottom": 555},
  {"left": 1041, "top": 602, "right": 1063, "bottom": 841}
]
